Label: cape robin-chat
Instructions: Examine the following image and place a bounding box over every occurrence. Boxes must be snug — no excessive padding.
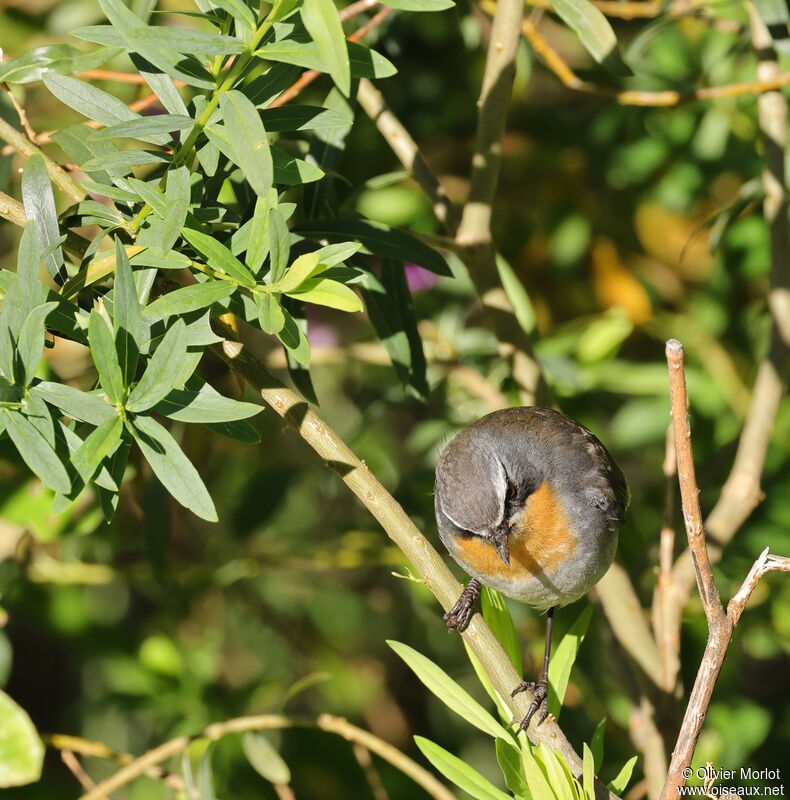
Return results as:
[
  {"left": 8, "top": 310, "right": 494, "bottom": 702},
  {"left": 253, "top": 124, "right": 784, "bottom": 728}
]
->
[{"left": 434, "top": 407, "right": 629, "bottom": 732}]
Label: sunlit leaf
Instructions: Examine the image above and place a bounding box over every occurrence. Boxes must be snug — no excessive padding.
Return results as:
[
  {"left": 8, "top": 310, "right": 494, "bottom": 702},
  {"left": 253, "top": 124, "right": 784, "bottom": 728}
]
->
[
  {"left": 145, "top": 282, "right": 235, "bottom": 318},
  {"left": 0, "top": 691, "right": 44, "bottom": 788},
  {"left": 301, "top": 0, "right": 350, "bottom": 96},
  {"left": 127, "top": 319, "right": 188, "bottom": 412},
  {"left": 21, "top": 156, "right": 65, "bottom": 281}
]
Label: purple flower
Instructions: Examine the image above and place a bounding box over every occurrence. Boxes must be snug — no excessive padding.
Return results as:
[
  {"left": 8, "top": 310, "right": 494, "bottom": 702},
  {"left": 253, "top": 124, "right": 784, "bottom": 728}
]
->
[{"left": 404, "top": 264, "right": 438, "bottom": 293}]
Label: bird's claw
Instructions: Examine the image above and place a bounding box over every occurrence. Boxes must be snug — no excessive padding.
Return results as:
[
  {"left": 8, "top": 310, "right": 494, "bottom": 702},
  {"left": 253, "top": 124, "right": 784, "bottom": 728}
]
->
[
  {"left": 444, "top": 579, "right": 481, "bottom": 632},
  {"left": 511, "top": 679, "right": 550, "bottom": 733}
]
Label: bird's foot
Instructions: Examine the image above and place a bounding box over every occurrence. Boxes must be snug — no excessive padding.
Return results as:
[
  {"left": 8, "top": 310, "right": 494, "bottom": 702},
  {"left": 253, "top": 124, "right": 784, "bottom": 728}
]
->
[
  {"left": 444, "top": 579, "right": 481, "bottom": 633},
  {"left": 511, "top": 678, "right": 550, "bottom": 733}
]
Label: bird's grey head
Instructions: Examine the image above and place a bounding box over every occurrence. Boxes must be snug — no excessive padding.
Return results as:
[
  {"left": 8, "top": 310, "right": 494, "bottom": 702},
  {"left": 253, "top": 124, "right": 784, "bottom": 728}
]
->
[{"left": 434, "top": 429, "right": 512, "bottom": 565}]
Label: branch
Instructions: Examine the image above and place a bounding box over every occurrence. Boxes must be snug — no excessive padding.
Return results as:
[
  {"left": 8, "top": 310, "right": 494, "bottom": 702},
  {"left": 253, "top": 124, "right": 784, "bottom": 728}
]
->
[
  {"left": 659, "top": 340, "right": 790, "bottom": 799},
  {"left": 665, "top": 339, "right": 727, "bottom": 631},
  {"left": 212, "top": 330, "right": 619, "bottom": 800},
  {"left": 0, "top": 117, "right": 84, "bottom": 203},
  {"left": 72, "top": 713, "right": 456, "bottom": 800},
  {"left": 485, "top": 0, "right": 790, "bottom": 108},
  {"left": 0, "top": 189, "right": 26, "bottom": 227}
]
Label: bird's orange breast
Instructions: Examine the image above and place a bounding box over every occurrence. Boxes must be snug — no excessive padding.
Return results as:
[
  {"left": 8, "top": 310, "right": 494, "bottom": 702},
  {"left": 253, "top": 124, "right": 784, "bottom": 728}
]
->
[{"left": 453, "top": 482, "right": 577, "bottom": 580}]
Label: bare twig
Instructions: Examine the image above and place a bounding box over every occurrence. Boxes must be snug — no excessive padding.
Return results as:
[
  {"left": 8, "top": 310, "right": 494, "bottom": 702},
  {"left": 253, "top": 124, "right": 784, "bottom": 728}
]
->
[
  {"left": 75, "top": 713, "right": 456, "bottom": 800},
  {"left": 3, "top": 83, "right": 39, "bottom": 143},
  {"left": 659, "top": 340, "right": 790, "bottom": 799},
  {"left": 61, "top": 750, "right": 96, "bottom": 792},
  {"left": 353, "top": 744, "right": 391, "bottom": 800},
  {"left": 665, "top": 340, "right": 726, "bottom": 630}
]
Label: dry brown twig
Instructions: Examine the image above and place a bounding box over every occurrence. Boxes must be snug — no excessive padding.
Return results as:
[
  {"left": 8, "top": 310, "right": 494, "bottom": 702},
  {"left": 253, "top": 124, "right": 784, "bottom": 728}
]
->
[{"left": 660, "top": 339, "right": 790, "bottom": 800}]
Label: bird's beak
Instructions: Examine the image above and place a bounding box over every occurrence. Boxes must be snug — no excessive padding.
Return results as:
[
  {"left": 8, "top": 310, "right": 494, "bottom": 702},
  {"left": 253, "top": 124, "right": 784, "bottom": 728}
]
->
[{"left": 492, "top": 529, "right": 510, "bottom": 567}]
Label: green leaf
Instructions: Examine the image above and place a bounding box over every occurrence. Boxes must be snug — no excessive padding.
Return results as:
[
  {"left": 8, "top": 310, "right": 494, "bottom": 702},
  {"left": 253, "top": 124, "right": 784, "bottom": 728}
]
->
[
  {"left": 314, "top": 241, "right": 362, "bottom": 267},
  {"left": 539, "top": 743, "right": 576, "bottom": 800},
  {"left": 257, "top": 293, "right": 286, "bottom": 334},
  {"left": 212, "top": 0, "right": 257, "bottom": 32},
  {"left": 182, "top": 228, "right": 256, "bottom": 287},
  {"left": 139, "top": 67, "right": 190, "bottom": 116},
  {"left": 496, "top": 253, "right": 536, "bottom": 335},
  {"left": 113, "top": 239, "right": 144, "bottom": 386},
  {"left": 128, "top": 24, "right": 245, "bottom": 55},
  {"left": 258, "top": 105, "right": 351, "bottom": 131},
  {"left": 0, "top": 691, "right": 44, "bottom": 787},
  {"left": 127, "top": 319, "right": 188, "bottom": 412},
  {"left": 71, "top": 415, "right": 123, "bottom": 483},
  {"left": 155, "top": 382, "right": 262, "bottom": 422},
  {"left": 383, "top": 0, "right": 454, "bottom": 9},
  {"left": 0, "top": 44, "right": 119, "bottom": 85},
  {"left": 162, "top": 166, "right": 191, "bottom": 252},
  {"left": 32, "top": 382, "right": 117, "bottom": 425},
  {"left": 414, "top": 737, "right": 512, "bottom": 800},
  {"left": 590, "top": 719, "right": 606, "bottom": 774},
  {"left": 3, "top": 410, "right": 71, "bottom": 494},
  {"left": 387, "top": 641, "right": 510, "bottom": 740},
  {"left": 607, "top": 756, "right": 637, "bottom": 795},
  {"left": 582, "top": 743, "right": 595, "bottom": 800},
  {"left": 131, "top": 414, "right": 217, "bottom": 521},
  {"left": 99, "top": 438, "right": 131, "bottom": 521},
  {"left": 548, "top": 0, "right": 630, "bottom": 74},
  {"left": 286, "top": 278, "right": 362, "bottom": 312},
  {"left": 21, "top": 156, "right": 65, "bottom": 281},
  {"left": 242, "top": 732, "right": 291, "bottom": 785},
  {"left": 246, "top": 195, "right": 270, "bottom": 273},
  {"left": 277, "top": 305, "right": 310, "bottom": 365},
  {"left": 268, "top": 208, "right": 291, "bottom": 283},
  {"left": 256, "top": 40, "right": 395, "bottom": 79},
  {"left": 295, "top": 219, "right": 451, "bottom": 276},
  {"left": 547, "top": 604, "right": 593, "bottom": 719},
  {"left": 17, "top": 303, "right": 57, "bottom": 386},
  {"left": 43, "top": 73, "right": 138, "bottom": 127},
  {"left": 495, "top": 738, "right": 529, "bottom": 798},
  {"left": 301, "top": 0, "right": 351, "bottom": 96},
  {"left": 218, "top": 90, "right": 273, "bottom": 199},
  {"left": 16, "top": 224, "right": 45, "bottom": 317},
  {"left": 205, "top": 419, "right": 260, "bottom": 443},
  {"left": 93, "top": 114, "right": 194, "bottom": 141},
  {"left": 275, "top": 252, "right": 323, "bottom": 293},
  {"left": 89, "top": 309, "right": 124, "bottom": 404},
  {"left": 80, "top": 150, "right": 170, "bottom": 173},
  {"left": 145, "top": 281, "right": 235, "bottom": 317},
  {"left": 522, "top": 743, "right": 559, "bottom": 800},
  {"left": 481, "top": 587, "right": 523, "bottom": 674},
  {"left": 271, "top": 148, "right": 325, "bottom": 185}
]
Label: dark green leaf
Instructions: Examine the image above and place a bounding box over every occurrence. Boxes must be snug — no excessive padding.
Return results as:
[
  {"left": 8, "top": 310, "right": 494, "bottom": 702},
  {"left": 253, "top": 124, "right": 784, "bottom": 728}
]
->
[
  {"left": 272, "top": 148, "right": 325, "bottom": 185},
  {"left": 131, "top": 414, "right": 217, "bottom": 521},
  {"left": 258, "top": 105, "right": 351, "bottom": 131},
  {"left": 145, "top": 282, "right": 235, "bottom": 317},
  {"left": 113, "top": 239, "right": 144, "bottom": 387},
  {"left": 591, "top": 718, "right": 606, "bottom": 773},
  {"left": 89, "top": 310, "right": 124, "bottom": 404},
  {"left": 162, "top": 166, "right": 191, "bottom": 252},
  {"left": 278, "top": 305, "right": 310, "bottom": 365},
  {"left": 218, "top": 90, "right": 273, "bottom": 198},
  {"left": 295, "top": 219, "right": 451, "bottom": 276},
  {"left": 80, "top": 150, "right": 170, "bottom": 173},
  {"left": 32, "top": 382, "right": 117, "bottom": 425},
  {"left": 204, "top": 419, "right": 261, "bottom": 443},
  {"left": 3, "top": 410, "right": 71, "bottom": 494},
  {"left": 92, "top": 114, "right": 194, "bottom": 142},
  {"left": 71, "top": 416, "right": 123, "bottom": 484},
  {"left": 182, "top": 228, "right": 256, "bottom": 287},
  {"left": 301, "top": 0, "right": 350, "bottom": 95},
  {"left": 154, "top": 382, "right": 262, "bottom": 422},
  {"left": 127, "top": 319, "right": 188, "bottom": 412},
  {"left": 43, "top": 73, "right": 138, "bottom": 127},
  {"left": 17, "top": 303, "right": 57, "bottom": 387},
  {"left": 21, "top": 157, "right": 65, "bottom": 281}
]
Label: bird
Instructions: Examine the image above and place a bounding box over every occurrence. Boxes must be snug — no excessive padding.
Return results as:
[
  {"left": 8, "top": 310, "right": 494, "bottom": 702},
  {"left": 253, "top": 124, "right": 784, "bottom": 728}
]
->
[{"left": 434, "top": 406, "right": 629, "bottom": 733}]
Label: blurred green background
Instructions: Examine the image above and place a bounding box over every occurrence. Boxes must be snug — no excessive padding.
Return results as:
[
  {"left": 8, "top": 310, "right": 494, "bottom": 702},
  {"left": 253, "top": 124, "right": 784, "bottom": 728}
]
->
[{"left": 1, "top": 0, "right": 789, "bottom": 797}]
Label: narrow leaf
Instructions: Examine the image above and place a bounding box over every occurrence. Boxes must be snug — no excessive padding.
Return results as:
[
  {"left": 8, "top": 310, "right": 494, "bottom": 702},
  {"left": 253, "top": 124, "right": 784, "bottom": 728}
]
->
[
  {"left": 17, "top": 303, "right": 57, "bottom": 386},
  {"left": 275, "top": 252, "right": 322, "bottom": 293},
  {"left": 43, "top": 73, "right": 138, "bottom": 127},
  {"left": 32, "top": 382, "right": 117, "bottom": 425},
  {"left": 162, "top": 166, "right": 190, "bottom": 252},
  {"left": 92, "top": 113, "right": 194, "bottom": 141},
  {"left": 481, "top": 587, "right": 522, "bottom": 674},
  {"left": 268, "top": 207, "right": 290, "bottom": 283},
  {"left": 21, "top": 156, "right": 64, "bottom": 280},
  {"left": 257, "top": 293, "right": 286, "bottom": 335},
  {"left": 414, "top": 738, "right": 512, "bottom": 800},
  {"left": 277, "top": 305, "right": 310, "bottom": 365},
  {"left": 547, "top": 604, "right": 593, "bottom": 719},
  {"left": 131, "top": 414, "right": 217, "bottom": 521},
  {"left": 71, "top": 415, "right": 123, "bottom": 483},
  {"left": 383, "top": 0, "right": 454, "bottom": 9},
  {"left": 301, "top": 0, "right": 350, "bottom": 95},
  {"left": 127, "top": 319, "right": 188, "bottom": 412},
  {"left": 607, "top": 756, "right": 638, "bottom": 795},
  {"left": 182, "top": 228, "right": 256, "bottom": 287},
  {"left": 113, "top": 239, "right": 143, "bottom": 386},
  {"left": 218, "top": 90, "right": 273, "bottom": 198},
  {"left": 590, "top": 719, "right": 606, "bottom": 774},
  {"left": 89, "top": 309, "right": 124, "bottom": 404},
  {"left": 388, "top": 640, "right": 510, "bottom": 740},
  {"left": 242, "top": 732, "right": 291, "bottom": 785},
  {"left": 145, "top": 282, "right": 235, "bottom": 317},
  {"left": 495, "top": 739, "right": 529, "bottom": 798},
  {"left": 3, "top": 410, "right": 71, "bottom": 494},
  {"left": 286, "top": 278, "right": 362, "bottom": 312},
  {"left": 154, "top": 382, "right": 262, "bottom": 422},
  {"left": 583, "top": 743, "right": 595, "bottom": 800}
]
